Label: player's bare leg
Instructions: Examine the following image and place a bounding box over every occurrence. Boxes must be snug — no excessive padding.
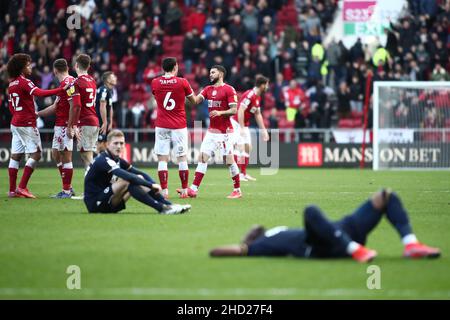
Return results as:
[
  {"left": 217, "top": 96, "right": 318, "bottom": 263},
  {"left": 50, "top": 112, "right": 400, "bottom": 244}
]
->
[
  {"left": 242, "top": 143, "right": 256, "bottom": 181},
  {"left": 52, "top": 149, "right": 63, "bottom": 181},
  {"left": 226, "top": 153, "right": 242, "bottom": 199},
  {"left": 52, "top": 150, "right": 75, "bottom": 198},
  {"left": 80, "top": 151, "right": 93, "bottom": 169},
  {"left": 157, "top": 154, "right": 169, "bottom": 199},
  {"left": 235, "top": 143, "right": 248, "bottom": 182},
  {"left": 110, "top": 179, "right": 132, "bottom": 207},
  {"left": 16, "top": 151, "right": 41, "bottom": 198},
  {"left": 8, "top": 153, "right": 23, "bottom": 198},
  {"left": 187, "top": 152, "right": 210, "bottom": 198},
  {"left": 175, "top": 155, "right": 190, "bottom": 199}
]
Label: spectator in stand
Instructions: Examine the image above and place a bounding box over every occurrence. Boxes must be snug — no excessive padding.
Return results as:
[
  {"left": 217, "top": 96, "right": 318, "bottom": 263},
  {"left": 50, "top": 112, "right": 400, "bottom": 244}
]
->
[
  {"left": 241, "top": 4, "right": 259, "bottom": 44},
  {"left": 143, "top": 60, "right": 162, "bottom": 87},
  {"left": 283, "top": 79, "right": 308, "bottom": 122},
  {"left": 266, "top": 107, "right": 278, "bottom": 130},
  {"left": 272, "top": 73, "right": 287, "bottom": 110},
  {"left": 187, "top": 4, "right": 207, "bottom": 33},
  {"left": 183, "top": 31, "right": 196, "bottom": 74},
  {"left": 337, "top": 82, "right": 351, "bottom": 119},
  {"left": 349, "top": 75, "right": 364, "bottom": 113},
  {"left": 431, "top": 62, "right": 450, "bottom": 81},
  {"left": 165, "top": 1, "right": 183, "bottom": 35}
]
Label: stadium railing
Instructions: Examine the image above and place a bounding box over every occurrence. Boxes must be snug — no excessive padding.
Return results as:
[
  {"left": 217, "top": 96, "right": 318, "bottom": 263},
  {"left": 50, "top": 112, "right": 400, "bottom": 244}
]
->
[{"left": 0, "top": 128, "right": 337, "bottom": 144}]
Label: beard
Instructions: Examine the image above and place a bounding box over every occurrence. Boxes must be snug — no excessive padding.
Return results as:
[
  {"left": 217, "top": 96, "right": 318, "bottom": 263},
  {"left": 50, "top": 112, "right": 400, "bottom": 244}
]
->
[{"left": 210, "top": 77, "right": 219, "bottom": 84}]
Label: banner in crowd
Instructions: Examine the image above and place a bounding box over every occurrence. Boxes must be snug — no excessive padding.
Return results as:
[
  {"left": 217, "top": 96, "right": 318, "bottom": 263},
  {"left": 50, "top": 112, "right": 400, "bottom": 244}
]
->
[
  {"left": 332, "top": 129, "right": 371, "bottom": 143},
  {"left": 298, "top": 143, "right": 450, "bottom": 168},
  {"left": 342, "top": 0, "right": 406, "bottom": 37}
]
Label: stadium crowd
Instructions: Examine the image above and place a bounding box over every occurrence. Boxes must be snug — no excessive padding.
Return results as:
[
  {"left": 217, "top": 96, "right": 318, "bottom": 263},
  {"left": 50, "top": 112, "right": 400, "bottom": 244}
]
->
[{"left": 0, "top": 0, "right": 449, "bottom": 133}]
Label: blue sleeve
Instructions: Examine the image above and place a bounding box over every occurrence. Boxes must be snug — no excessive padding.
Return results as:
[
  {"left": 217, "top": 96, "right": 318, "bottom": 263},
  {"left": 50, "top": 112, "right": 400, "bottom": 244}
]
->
[
  {"left": 128, "top": 166, "right": 155, "bottom": 184},
  {"left": 111, "top": 167, "right": 154, "bottom": 188}
]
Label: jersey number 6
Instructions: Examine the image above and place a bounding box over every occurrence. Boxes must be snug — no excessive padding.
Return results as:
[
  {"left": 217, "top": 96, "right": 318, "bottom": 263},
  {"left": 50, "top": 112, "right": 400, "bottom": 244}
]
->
[{"left": 163, "top": 92, "right": 176, "bottom": 111}]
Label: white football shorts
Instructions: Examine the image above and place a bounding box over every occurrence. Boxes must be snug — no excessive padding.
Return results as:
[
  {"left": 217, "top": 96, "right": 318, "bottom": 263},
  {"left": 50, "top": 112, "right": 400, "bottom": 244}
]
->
[
  {"left": 10, "top": 125, "right": 42, "bottom": 154},
  {"left": 52, "top": 126, "right": 73, "bottom": 151},
  {"left": 154, "top": 127, "right": 188, "bottom": 157},
  {"left": 231, "top": 118, "right": 251, "bottom": 146},
  {"left": 77, "top": 125, "right": 99, "bottom": 152},
  {"left": 200, "top": 131, "right": 234, "bottom": 157}
]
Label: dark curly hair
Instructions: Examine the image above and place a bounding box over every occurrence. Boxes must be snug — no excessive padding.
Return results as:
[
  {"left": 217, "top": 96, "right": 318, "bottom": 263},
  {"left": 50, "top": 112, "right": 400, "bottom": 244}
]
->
[{"left": 7, "top": 53, "right": 31, "bottom": 78}]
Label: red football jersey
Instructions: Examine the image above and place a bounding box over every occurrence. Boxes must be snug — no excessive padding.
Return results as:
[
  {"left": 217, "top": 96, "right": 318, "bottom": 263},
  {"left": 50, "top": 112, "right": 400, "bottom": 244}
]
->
[
  {"left": 232, "top": 88, "right": 261, "bottom": 127},
  {"left": 55, "top": 75, "right": 75, "bottom": 126},
  {"left": 67, "top": 74, "right": 99, "bottom": 127},
  {"left": 152, "top": 75, "right": 193, "bottom": 129},
  {"left": 8, "top": 75, "right": 38, "bottom": 127},
  {"left": 200, "top": 84, "right": 238, "bottom": 133}
]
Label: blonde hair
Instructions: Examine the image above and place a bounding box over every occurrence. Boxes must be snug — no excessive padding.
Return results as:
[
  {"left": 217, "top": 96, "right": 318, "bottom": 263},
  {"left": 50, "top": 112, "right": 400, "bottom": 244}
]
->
[{"left": 107, "top": 129, "right": 125, "bottom": 142}]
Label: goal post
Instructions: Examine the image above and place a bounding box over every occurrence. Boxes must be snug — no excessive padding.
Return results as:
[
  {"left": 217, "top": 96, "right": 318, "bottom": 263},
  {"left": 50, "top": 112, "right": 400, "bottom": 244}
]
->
[{"left": 373, "top": 81, "right": 450, "bottom": 170}]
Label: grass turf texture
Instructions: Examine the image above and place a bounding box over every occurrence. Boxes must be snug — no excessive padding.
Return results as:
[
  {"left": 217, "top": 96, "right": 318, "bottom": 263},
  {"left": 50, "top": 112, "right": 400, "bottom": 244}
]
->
[{"left": 0, "top": 168, "right": 449, "bottom": 299}]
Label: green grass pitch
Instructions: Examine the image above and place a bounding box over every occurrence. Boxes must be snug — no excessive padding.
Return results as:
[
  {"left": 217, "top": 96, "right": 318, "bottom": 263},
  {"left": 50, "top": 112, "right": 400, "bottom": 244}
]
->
[{"left": 0, "top": 168, "right": 449, "bottom": 299}]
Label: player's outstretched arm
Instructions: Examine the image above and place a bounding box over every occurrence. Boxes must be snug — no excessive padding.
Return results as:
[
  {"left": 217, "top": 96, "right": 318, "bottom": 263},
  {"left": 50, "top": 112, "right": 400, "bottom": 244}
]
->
[
  {"left": 37, "top": 102, "right": 57, "bottom": 118},
  {"left": 31, "top": 87, "right": 64, "bottom": 97},
  {"left": 191, "top": 94, "right": 204, "bottom": 105},
  {"left": 186, "top": 94, "right": 200, "bottom": 106},
  {"left": 210, "top": 244, "right": 247, "bottom": 257},
  {"left": 128, "top": 166, "right": 155, "bottom": 184},
  {"left": 112, "top": 167, "right": 159, "bottom": 191}
]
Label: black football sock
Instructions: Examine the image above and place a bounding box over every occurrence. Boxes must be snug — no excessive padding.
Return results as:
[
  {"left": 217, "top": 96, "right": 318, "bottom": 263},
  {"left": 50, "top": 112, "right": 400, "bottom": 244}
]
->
[
  {"left": 128, "top": 184, "right": 164, "bottom": 212},
  {"left": 149, "top": 190, "right": 172, "bottom": 205}
]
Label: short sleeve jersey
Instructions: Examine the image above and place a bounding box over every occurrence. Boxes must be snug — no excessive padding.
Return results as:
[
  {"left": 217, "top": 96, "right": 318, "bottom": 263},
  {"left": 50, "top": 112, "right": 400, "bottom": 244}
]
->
[
  {"left": 55, "top": 75, "right": 75, "bottom": 126},
  {"left": 151, "top": 75, "right": 194, "bottom": 129},
  {"left": 8, "top": 75, "right": 38, "bottom": 127},
  {"left": 232, "top": 88, "right": 261, "bottom": 127},
  {"left": 200, "top": 83, "right": 238, "bottom": 133},
  {"left": 66, "top": 74, "right": 99, "bottom": 127}
]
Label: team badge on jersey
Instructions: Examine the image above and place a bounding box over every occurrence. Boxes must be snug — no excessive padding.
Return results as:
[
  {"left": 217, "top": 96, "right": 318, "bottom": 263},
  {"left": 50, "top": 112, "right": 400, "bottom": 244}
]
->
[{"left": 212, "top": 90, "right": 217, "bottom": 96}]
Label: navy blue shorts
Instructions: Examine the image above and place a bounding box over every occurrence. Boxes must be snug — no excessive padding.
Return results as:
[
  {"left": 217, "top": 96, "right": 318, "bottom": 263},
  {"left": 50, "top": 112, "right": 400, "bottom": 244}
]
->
[
  {"left": 84, "top": 185, "right": 126, "bottom": 214},
  {"left": 247, "top": 228, "right": 310, "bottom": 258}
]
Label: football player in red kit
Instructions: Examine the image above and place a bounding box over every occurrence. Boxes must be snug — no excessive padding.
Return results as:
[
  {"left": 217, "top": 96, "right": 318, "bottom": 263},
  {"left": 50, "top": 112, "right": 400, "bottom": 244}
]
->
[
  {"left": 7, "top": 53, "right": 66, "bottom": 198},
  {"left": 151, "top": 57, "right": 197, "bottom": 199}
]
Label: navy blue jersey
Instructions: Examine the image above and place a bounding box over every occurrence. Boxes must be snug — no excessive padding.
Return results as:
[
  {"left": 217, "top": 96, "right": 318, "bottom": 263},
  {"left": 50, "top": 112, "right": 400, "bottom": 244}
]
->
[
  {"left": 95, "top": 85, "right": 113, "bottom": 127},
  {"left": 248, "top": 228, "right": 311, "bottom": 257},
  {"left": 84, "top": 151, "right": 131, "bottom": 201}
]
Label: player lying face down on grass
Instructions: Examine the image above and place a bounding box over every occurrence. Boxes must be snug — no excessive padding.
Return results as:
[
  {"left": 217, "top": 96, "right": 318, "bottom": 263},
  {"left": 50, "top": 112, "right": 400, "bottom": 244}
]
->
[
  {"left": 83, "top": 129, "right": 191, "bottom": 214},
  {"left": 210, "top": 189, "right": 441, "bottom": 262}
]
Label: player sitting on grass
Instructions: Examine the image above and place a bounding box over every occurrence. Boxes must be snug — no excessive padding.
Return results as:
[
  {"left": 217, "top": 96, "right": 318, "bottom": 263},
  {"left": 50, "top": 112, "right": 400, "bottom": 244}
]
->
[
  {"left": 84, "top": 129, "right": 190, "bottom": 214},
  {"left": 210, "top": 189, "right": 441, "bottom": 262}
]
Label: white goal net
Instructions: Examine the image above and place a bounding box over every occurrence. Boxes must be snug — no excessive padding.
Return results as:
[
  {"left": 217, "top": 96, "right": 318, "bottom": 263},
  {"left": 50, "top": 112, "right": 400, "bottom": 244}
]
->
[{"left": 373, "top": 82, "right": 450, "bottom": 170}]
